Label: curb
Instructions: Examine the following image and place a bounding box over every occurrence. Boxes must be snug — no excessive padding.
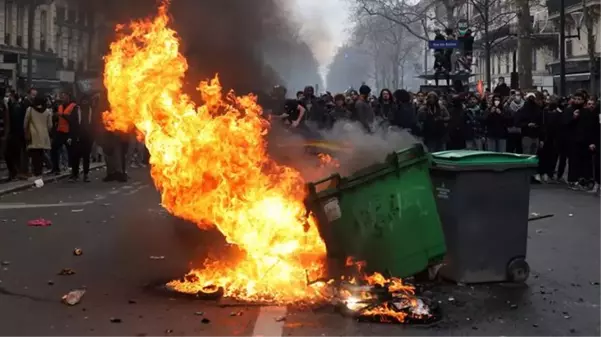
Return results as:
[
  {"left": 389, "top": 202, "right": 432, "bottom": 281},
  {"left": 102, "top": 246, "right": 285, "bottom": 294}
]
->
[{"left": 0, "top": 164, "right": 106, "bottom": 196}]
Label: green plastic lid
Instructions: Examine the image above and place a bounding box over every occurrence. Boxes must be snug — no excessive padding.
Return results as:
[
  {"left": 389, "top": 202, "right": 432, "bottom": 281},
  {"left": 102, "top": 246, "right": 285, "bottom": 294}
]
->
[{"left": 431, "top": 150, "right": 538, "bottom": 168}]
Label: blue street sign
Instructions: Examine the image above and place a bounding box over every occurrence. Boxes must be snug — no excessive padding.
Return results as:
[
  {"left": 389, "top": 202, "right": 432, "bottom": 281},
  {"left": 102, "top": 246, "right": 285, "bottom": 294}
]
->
[{"left": 429, "top": 40, "right": 459, "bottom": 49}]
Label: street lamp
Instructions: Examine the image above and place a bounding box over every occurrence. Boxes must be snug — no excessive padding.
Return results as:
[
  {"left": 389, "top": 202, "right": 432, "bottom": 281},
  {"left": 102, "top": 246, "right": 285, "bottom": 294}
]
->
[{"left": 559, "top": 2, "right": 584, "bottom": 97}]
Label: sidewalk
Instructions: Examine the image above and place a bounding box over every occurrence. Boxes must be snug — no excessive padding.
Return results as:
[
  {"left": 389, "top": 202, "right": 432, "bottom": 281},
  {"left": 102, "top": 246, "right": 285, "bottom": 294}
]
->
[{"left": 0, "top": 162, "right": 106, "bottom": 196}]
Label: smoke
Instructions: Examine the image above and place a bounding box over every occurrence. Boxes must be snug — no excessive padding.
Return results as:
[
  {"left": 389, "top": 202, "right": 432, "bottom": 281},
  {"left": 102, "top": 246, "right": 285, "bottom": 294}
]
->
[
  {"left": 86, "top": 0, "right": 323, "bottom": 94},
  {"left": 267, "top": 120, "right": 420, "bottom": 184}
]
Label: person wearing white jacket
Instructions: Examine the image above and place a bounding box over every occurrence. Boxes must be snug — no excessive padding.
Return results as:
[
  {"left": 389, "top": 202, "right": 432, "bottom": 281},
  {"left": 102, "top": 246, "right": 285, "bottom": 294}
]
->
[{"left": 24, "top": 96, "right": 52, "bottom": 177}]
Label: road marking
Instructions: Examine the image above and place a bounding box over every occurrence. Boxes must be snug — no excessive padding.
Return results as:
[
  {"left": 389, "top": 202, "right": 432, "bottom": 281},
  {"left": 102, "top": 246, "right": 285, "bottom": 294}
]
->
[
  {"left": 123, "top": 185, "right": 148, "bottom": 196},
  {"left": 0, "top": 201, "right": 94, "bottom": 210},
  {"left": 252, "top": 306, "right": 287, "bottom": 337}
]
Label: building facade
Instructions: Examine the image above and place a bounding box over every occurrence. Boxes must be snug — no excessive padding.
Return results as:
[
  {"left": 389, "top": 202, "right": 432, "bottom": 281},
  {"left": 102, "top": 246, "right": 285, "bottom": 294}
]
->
[
  {"left": 0, "top": 0, "right": 108, "bottom": 95},
  {"left": 546, "top": 0, "right": 600, "bottom": 95}
]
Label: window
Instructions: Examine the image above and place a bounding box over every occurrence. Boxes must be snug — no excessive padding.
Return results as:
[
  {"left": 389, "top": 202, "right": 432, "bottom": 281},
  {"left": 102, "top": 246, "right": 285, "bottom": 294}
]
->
[
  {"left": 566, "top": 40, "right": 573, "bottom": 57},
  {"left": 497, "top": 55, "right": 501, "bottom": 74},
  {"left": 5, "top": 1, "right": 13, "bottom": 44},
  {"left": 40, "top": 10, "right": 47, "bottom": 51},
  {"left": 68, "top": 9, "right": 76, "bottom": 23},
  {"left": 16, "top": 4, "right": 24, "bottom": 45},
  {"left": 505, "top": 53, "right": 510, "bottom": 73},
  {"left": 56, "top": 6, "right": 65, "bottom": 22}
]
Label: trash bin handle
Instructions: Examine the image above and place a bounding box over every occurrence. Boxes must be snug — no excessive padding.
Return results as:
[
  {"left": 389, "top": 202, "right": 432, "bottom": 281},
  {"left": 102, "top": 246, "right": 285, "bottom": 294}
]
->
[{"left": 306, "top": 173, "right": 342, "bottom": 194}]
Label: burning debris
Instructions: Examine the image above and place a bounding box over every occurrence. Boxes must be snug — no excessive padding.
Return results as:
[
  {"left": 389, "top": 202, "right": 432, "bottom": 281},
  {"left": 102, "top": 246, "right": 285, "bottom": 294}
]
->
[{"left": 103, "top": 2, "right": 438, "bottom": 325}]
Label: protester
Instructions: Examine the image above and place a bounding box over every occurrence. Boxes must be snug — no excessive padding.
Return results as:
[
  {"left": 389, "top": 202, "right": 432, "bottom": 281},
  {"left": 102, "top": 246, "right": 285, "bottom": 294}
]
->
[
  {"left": 354, "top": 84, "right": 375, "bottom": 133},
  {"left": 485, "top": 94, "right": 509, "bottom": 152},
  {"left": 391, "top": 89, "right": 418, "bottom": 134},
  {"left": 23, "top": 96, "right": 52, "bottom": 177},
  {"left": 563, "top": 90, "right": 596, "bottom": 190},
  {"left": 417, "top": 91, "right": 449, "bottom": 152},
  {"left": 493, "top": 77, "right": 510, "bottom": 98},
  {"left": 505, "top": 91, "right": 524, "bottom": 153},
  {"left": 51, "top": 91, "right": 78, "bottom": 178},
  {"left": 464, "top": 94, "right": 485, "bottom": 150},
  {"left": 375, "top": 89, "right": 396, "bottom": 122},
  {"left": 71, "top": 95, "right": 99, "bottom": 182}
]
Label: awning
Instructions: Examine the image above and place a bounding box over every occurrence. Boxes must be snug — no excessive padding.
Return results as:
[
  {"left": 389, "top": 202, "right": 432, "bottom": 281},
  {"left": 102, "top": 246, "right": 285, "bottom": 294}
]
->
[{"left": 553, "top": 73, "right": 591, "bottom": 82}]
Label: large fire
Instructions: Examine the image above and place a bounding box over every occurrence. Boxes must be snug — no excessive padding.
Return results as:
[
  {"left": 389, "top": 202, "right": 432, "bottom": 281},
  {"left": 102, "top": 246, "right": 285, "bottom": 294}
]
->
[
  {"left": 102, "top": 3, "right": 325, "bottom": 303},
  {"left": 102, "top": 4, "right": 432, "bottom": 322}
]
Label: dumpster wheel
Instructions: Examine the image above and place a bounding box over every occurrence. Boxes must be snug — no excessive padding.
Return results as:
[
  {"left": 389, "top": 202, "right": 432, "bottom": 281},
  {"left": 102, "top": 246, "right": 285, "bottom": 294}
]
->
[{"left": 507, "top": 258, "right": 530, "bottom": 282}]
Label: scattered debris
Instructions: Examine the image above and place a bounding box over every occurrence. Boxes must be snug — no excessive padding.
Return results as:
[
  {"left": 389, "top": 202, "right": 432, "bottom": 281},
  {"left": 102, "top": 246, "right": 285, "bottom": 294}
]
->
[
  {"left": 533, "top": 324, "right": 539, "bottom": 328},
  {"left": 62, "top": 289, "right": 86, "bottom": 305},
  {"left": 530, "top": 212, "right": 540, "bottom": 217},
  {"left": 58, "top": 268, "right": 76, "bottom": 276},
  {"left": 128, "top": 299, "right": 137, "bottom": 304},
  {"left": 73, "top": 248, "right": 83, "bottom": 256},
  {"left": 472, "top": 326, "right": 478, "bottom": 330},
  {"left": 34, "top": 179, "right": 44, "bottom": 188},
  {"left": 149, "top": 256, "right": 165, "bottom": 260},
  {"left": 194, "top": 311, "right": 204, "bottom": 316},
  {"left": 590, "top": 281, "right": 600, "bottom": 286},
  {"left": 71, "top": 209, "right": 84, "bottom": 213},
  {"left": 27, "top": 218, "right": 52, "bottom": 227},
  {"left": 447, "top": 297, "right": 455, "bottom": 302},
  {"left": 201, "top": 318, "right": 210, "bottom": 324},
  {"left": 275, "top": 316, "right": 287, "bottom": 322},
  {"left": 535, "top": 229, "right": 544, "bottom": 234},
  {"left": 568, "top": 213, "right": 573, "bottom": 217},
  {"left": 230, "top": 311, "right": 243, "bottom": 316},
  {"left": 164, "top": 329, "right": 173, "bottom": 334},
  {"left": 0, "top": 261, "right": 10, "bottom": 266},
  {"left": 47, "top": 280, "right": 54, "bottom": 286},
  {"left": 510, "top": 304, "right": 518, "bottom": 309},
  {"left": 110, "top": 317, "right": 122, "bottom": 323}
]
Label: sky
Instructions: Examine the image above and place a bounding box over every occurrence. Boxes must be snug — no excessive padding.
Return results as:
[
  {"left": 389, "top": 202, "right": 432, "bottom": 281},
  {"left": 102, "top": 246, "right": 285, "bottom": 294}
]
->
[{"left": 290, "top": 0, "right": 351, "bottom": 81}]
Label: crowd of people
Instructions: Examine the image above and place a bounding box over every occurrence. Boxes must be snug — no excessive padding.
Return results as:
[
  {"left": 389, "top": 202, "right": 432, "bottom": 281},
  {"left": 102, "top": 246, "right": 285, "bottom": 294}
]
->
[
  {"left": 0, "top": 80, "right": 599, "bottom": 194},
  {"left": 0, "top": 88, "right": 146, "bottom": 184},
  {"left": 268, "top": 78, "right": 600, "bottom": 194}
]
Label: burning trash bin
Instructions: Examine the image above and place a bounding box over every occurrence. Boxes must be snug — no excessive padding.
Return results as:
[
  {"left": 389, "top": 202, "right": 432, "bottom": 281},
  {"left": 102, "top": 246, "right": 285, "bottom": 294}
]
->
[
  {"left": 305, "top": 144, "right": 446, "bottom": 279},
  {"left": 429, "top": 150, "right": 538, "bottom": 283}
]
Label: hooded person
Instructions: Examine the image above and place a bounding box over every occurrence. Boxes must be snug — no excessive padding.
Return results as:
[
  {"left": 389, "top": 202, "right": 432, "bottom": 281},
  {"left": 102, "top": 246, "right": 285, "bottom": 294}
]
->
[
  {"left": 417, "top": 91, "right": 450, "bottom": 152},
  {"left": 505, "top": 91, "right": 525, "bottom": 153},
  {"left": 391, "top": 89, "right": 418, "bottom": 134},
  {"left": 23, "top": 96, "right": 52, "bottom": 177},
  {"left": 354, "top": 84, "right": 375, "bottom": 133},
  {"left": 446, "top": 94, "right": 468, "bottom": 150},
  {"left": 516, "top": 92, "right": 544, "bottom": 155}
]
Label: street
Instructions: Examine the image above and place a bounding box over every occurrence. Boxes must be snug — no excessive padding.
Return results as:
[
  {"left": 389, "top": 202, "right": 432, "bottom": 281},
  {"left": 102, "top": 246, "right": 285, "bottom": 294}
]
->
[{"left": 0, "top": 168, "right": 599, "bottom": 336}]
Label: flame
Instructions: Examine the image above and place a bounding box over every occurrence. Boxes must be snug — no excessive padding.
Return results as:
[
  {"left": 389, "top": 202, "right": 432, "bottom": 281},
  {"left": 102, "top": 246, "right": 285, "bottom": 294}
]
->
[
  {"left": 317, "top": 153, "right": 340, "bottom": 169},
  {"left": 102, "top": 3, "right": 325, "bottom": 303}
]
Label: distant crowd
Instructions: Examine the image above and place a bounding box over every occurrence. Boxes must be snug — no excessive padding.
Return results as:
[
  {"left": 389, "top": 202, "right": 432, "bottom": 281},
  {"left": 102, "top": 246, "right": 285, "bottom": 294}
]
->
[{"left": 266, "top": 78, "right": 600, "bottom": 194}]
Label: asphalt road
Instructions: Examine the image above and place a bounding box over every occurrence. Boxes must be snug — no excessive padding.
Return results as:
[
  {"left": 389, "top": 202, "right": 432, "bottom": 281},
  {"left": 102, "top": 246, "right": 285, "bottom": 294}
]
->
[{"left": 0, "top": 168, "right": 599, "bottom": 336}]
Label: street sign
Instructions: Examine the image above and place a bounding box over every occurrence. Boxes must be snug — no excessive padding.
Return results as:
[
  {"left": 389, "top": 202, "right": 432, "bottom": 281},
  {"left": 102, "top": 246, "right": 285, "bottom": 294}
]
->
[{"left": 428, "top": 40, "right": 458, "bottom": 49}]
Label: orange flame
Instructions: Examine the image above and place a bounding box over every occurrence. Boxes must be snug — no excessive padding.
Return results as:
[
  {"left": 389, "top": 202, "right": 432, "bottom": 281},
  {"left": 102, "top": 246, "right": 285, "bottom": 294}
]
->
[{"left": 103, "top": 3, "right": 325, "bottom": 303}]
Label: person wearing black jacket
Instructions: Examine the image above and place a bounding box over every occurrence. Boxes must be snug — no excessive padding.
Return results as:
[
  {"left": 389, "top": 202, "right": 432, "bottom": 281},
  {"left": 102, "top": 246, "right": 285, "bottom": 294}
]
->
[
  {"left": 417, "top": 91, "right": 450, "bottom": 152},
  {"left": 538, "top": 97, "right": 564, "bottom": 182},
  {"left": 493, "top": 77, "right": 510, "bottom": 98},
  {"left": 586, "top": 98, "right": 600, "bottom": 193},
  {"left": 517, "top": 93, "right": 544, "bottom": 155},
  {"left": 375, "top": 89, "right": 397, "bottom": 121},
  {"left": 70, "top": 95, "right": 101, "bottom": 182},
  {"left": 391, "top": 89, "right": 418, "bottom": 134},
  {"left": 562, "top": 90, "right": 595, "bottom": 189},
  {"left": 446, "top": 95, "right": 468, "bottom": 150},
  {"left": 485, "top": 95, "right": 510, "bottom": 152}
]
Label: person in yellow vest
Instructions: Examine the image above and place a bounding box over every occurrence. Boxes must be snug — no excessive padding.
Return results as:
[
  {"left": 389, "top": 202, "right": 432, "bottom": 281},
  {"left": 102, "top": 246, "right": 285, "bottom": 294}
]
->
[{"left": 51, "top": 91, "right": 79, "bottom": 179}]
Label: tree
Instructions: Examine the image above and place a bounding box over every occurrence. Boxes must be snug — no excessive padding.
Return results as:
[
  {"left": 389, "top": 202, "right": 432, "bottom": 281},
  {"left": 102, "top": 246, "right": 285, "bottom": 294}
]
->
[
  {"left": 468, "top": 0, "right": 518, "bottom": 90},
  {"left": 326, "top": 10, "right": 422, "bottom": 91},
  {"left": 516, "top": 0, "right": 534, "bottom": 89}
]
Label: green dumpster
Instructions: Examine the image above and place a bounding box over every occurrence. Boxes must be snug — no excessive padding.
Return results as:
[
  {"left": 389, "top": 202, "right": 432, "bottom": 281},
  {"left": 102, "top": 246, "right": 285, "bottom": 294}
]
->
[
  {"left": 305, "top": 144, "right": 446, "bottom": 279},
  {"left": 430, "top": 150, "right": 538, "bottom": 283}
]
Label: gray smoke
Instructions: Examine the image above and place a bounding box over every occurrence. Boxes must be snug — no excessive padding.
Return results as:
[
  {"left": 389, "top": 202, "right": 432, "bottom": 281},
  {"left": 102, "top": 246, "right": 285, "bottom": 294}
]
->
[{"left": 85, "top": 0, "right": 322, "bottom": 94}]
